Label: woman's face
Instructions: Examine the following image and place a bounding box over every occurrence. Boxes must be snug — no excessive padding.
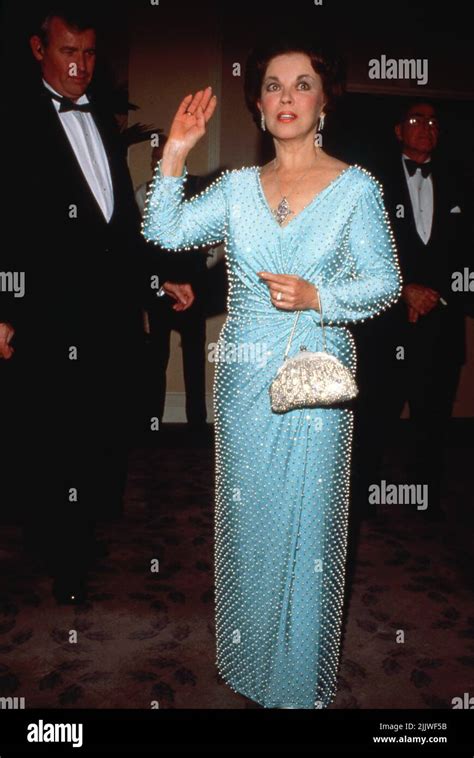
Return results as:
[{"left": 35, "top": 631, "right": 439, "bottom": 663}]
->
[{"left": 258, "top": 52, "right": 326, "bottom": 138}]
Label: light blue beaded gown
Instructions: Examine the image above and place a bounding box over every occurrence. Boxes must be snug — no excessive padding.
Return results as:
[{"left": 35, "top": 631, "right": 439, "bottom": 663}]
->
[{"left": 142, "top": 161, "right": 402, "bottom": 709}]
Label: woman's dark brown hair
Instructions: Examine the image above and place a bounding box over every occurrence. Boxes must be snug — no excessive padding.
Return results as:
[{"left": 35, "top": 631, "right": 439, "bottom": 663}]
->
[{"left": 244, "top": 33, "right": 345, "bottom": 129}]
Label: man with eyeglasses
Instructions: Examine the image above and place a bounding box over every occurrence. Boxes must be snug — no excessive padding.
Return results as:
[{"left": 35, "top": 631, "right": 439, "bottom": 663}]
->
[{"left": 353, "top": 99, "right": 472, "bottom": 522}]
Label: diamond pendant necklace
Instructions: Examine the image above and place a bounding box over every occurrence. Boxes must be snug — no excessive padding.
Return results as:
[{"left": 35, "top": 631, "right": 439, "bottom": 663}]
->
[{"left": 272, "top": 151, "right": 319, "bottom": 225}]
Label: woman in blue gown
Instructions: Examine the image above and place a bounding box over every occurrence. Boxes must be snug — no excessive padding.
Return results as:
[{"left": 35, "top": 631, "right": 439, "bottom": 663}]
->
[{"left": 143, "top": 38, "right": 402, "bottom": 709}]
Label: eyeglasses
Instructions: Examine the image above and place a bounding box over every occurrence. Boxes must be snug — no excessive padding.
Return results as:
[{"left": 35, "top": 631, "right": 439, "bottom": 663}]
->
[{"left": 406, "top": 115, "right": 439, "bottom": 129}]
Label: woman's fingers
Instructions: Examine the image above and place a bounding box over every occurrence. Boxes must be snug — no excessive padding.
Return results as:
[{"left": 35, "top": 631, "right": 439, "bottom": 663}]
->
[
  {"left": 258, "top": 272, "right": 318, "bottom": 310},
  {"left": 258, "top": 272, "right": 300, "bottom": 284},
  {"left": 269, "top": 286, "right": 298, "bottom": 308},
  {"left": 187, "top": 87, "right": 214, "bottom": 115},
  {"left": 270, "top": 296, "right": 293, "bottom": 310},
  {"left": 187, "top": 87, "right": 211, "bottom": 115},
  {"left": 177, "top": 93, "right": 194, "bottom": 118},
  {"left": 195, "top": 105, "right": 205, "bottom": 131},
  {"left": 258, "top": 273, "right": 295, "bottom": 295},
  {"left": 189, "top": 88, "right": 216, "bottom": 123},
  {"left": 170, "top": 87, "right": 215, "bottom": 150},
  {"left": 267, "top": 285, "right": 294, "bottom": 299},
  {"left": 198, "top": 86, "right": 213, "bottom": 112},
  {"left": 186, "top": 89, "right": 205, "bottom": 115},
  {"left": 203, "top": 95, "right": 217, "bottom": 122},
  {"left": 178, "top": 88, "right": 215, "bottom": 129}
]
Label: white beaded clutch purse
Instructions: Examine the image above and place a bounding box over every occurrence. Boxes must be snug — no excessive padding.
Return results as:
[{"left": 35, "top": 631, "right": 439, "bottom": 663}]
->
[{"left": 269, "top": 295, "right": 358, "bottom": 413}]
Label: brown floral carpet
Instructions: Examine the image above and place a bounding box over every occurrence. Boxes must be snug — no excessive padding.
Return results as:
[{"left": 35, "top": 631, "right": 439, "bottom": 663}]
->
[{"left": 1, "top": 424, "right": 473, "bottom": 710}]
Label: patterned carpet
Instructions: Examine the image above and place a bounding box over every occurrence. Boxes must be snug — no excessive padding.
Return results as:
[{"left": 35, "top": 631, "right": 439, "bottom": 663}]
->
[{"left": 1, "top": 425, "right": 473, "bottom": 710}]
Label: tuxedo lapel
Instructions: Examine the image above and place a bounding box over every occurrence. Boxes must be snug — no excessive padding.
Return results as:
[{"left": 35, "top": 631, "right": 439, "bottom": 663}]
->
[
  {"left": 397, "top": 159, "right": 419, "bottom": 233},
  {"left": 37, "top": 88, "right": 112, "bottom": 225},
  {"left": 89, "top": 100, "right": 140, "bottom": 223},
  {"left": 428, "top": 164, "right": 448, "bottom": 245}
]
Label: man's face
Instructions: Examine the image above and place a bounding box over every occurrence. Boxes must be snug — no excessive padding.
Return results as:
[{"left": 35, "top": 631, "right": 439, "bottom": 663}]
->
[
  {"left": 395, "top": 103, "right": 439, "bottom": 156},
  {"left": 30, "top": 16, "right": 96, "bottom": 100}
]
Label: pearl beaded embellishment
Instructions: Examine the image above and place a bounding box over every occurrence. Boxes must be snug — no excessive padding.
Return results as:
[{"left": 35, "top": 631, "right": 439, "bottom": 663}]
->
[{"left": 142, "top": 160, "right": 402, "bottom": 708}]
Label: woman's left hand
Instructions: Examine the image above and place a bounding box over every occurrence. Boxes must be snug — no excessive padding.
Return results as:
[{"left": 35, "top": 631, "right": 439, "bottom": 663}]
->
[{"left": 258, "top": 272, "right": 320, "bottom": 312}]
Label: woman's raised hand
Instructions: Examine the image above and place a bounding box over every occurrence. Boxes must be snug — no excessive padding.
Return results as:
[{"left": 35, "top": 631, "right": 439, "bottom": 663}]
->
[{"left": 167, "top": 86, "right": 217, "bottom": 155}]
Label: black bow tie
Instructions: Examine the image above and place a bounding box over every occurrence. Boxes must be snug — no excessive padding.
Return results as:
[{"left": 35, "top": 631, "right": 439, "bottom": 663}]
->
[
  {"left": 48, "top": 91, "right": 92, "bottom": 113},
  {"left": 405, "top": 158, "right": 432, "bottom": 178}
]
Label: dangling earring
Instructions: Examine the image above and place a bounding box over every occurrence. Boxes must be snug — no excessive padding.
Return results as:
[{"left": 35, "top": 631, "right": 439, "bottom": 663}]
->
[
  {"left": 260, "top": 111, "right": 266, "bottom": 131},
  {"left": 318, "top": 113, "right": 325, "bottom": 132}
]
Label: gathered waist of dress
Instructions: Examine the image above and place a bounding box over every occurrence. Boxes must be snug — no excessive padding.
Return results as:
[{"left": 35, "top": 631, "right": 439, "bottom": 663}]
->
[
  {"left": 225, "top": 296, "right": 322, "bottom": 319},
  {"left": 225, "top": 305, "right": 342, "bottom": 330},
  {"left": 226, "top": 308, "right": 295, "bottom": 324},
  {"left": 224, "top": 307, "right": 354, "bottom": 345}
]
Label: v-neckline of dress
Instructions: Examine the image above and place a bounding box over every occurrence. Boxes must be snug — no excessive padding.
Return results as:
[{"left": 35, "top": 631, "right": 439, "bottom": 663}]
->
[{"left": 254, "top": 164, "right": 355, "bottom": 231}]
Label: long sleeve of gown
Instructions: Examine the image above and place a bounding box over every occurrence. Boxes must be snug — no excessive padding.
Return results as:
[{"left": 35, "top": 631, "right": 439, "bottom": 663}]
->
[
  {"left": 142, "top": 159, "right": 228, "bottom": 250},
  {"left": 314, "top": 177, "right": 402, "bottom": 326}
]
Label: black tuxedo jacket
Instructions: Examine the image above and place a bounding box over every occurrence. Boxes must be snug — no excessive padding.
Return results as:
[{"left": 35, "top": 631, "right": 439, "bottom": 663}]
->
[
  {"left": 380, "top": 155, "right": 469, "bottom": 295},
  {"left": 1, "top": 81, "right": 172, "bottom": 446},
  {"left": 359, "top": 153, "right": 473, "bottom": 364},
  {"left": 3, "top": 83, "right": 157, "bottom": 357}
]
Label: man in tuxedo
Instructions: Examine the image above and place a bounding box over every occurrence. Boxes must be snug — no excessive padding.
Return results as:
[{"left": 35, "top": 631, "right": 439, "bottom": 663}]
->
[
  {"left": 136, "top": 138, "right": 210, "bottom": 434},
  {"left": 352, "top": 100, "right": 471, "bottom": 521},
  {"left": 0, "top": 8, "right": 194, "bottom": 603}
]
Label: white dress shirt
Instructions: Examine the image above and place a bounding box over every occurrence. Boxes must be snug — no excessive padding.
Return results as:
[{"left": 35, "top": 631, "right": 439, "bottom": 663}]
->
[
  {"left": 43, "top": 79, "right": 114, "bottom": 222},
  {"left": 402, "top": 153, "right": 433, "bottom": 245}
]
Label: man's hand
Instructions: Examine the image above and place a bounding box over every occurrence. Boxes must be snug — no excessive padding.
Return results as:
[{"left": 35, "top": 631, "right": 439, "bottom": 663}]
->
[
  {"left": 162, "top": 282, "right": 195, "bottom": 311},
  {"left": 0, "top": 322, "right": 15, "bottom": 359},
  {"left": 407, "top": 306, "right": 420, "bottom": 324},
  {"left": 402, "top": 283, "right": 439, "bottom": 320}
]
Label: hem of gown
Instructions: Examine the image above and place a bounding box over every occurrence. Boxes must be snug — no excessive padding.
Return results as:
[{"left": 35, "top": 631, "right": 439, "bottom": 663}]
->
[{"left": 217, "top": 664, "right": 335, "bottom": 709}]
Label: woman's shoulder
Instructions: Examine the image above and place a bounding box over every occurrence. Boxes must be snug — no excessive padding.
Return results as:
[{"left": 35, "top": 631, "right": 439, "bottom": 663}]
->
[
  {"left": 224, "top": 165, "right": 260, "bottom": 179},
  {"left": 344, "top": 163, "right": 385, "bottom": 196},
  {"left": 206, "top": 165, "right": 257, "bottom": 189},
  {"left": 319, "top": 153, "right": 380, "bottom": 186},
  {"left": 324, "top": 155, "right": 350, "bottom": 174}
]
